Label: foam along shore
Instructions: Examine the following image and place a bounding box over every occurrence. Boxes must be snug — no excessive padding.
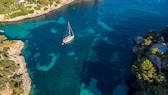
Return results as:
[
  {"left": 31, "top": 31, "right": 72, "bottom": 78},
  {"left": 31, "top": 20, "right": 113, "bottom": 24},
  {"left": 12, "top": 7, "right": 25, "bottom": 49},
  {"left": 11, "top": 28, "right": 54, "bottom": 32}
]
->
[
  {"left": 7, "top": 40, "right": 31, "bottom": 95},
  {"left": 0, "top": 0, "right": 74, "bottom": 22}
]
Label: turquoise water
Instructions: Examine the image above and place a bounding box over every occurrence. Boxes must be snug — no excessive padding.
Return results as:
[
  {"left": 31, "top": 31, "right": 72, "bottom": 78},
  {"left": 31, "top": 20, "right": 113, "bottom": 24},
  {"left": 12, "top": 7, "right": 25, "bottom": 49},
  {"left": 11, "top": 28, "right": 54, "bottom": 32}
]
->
[{"left": 1, "top": 0, "right": 168, "bottom": 95}]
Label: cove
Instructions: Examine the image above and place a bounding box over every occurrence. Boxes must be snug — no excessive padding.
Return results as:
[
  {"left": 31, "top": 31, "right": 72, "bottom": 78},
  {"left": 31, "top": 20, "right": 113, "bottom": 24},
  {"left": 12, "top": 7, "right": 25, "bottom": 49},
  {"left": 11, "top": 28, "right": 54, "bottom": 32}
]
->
[{"left": 0, "top": 0, "right": 168, "bottom": 95}]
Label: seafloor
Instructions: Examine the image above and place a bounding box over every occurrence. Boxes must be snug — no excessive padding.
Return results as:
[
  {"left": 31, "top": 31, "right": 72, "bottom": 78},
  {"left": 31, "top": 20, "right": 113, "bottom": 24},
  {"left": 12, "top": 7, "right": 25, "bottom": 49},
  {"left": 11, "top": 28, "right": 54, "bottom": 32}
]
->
[{"left": 0, "top": 0, "right": 168, "bottom": 95}]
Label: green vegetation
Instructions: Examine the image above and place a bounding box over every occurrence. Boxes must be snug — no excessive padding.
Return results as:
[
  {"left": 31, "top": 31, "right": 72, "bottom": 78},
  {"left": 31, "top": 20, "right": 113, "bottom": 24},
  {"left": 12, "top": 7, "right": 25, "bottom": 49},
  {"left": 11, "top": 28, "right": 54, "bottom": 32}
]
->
[
  {"left": 9, "top": 11, "right": 27, "bottom": 18},
  {"left": 38, "top": 0, "right": 49, "bottom": 5},
  {"left": 0, "top": 35, "right": 7, "bottom": 41},
  {"left": 26, "top": 5, "right": 32, "bottom": 9},
  {"left": 132, "top": 26, "right": 168, "bottom": 95},
  {"left": 56, "top": 0, "right": 61, "bottom": 4},
  {"left": 132, "top": 59, "right": 165, "bottom": 83},
  {"left": 0, "top": 0, "right": 20, "bottom": 14},
  {"left": 142, "top": 36, "right": 153, "bottom": 46},
  {"left": 34, "top": 5, "right": 41, "bottom": 10},
  {"left": 0, "top": 0, "right": 64, "bottom": 19},
  {"left": 44, "top": 7, "right": 48, "bottom": 11},
  {"left": 10, "top": 74, "right": 24, "bottom": 95},
  {"left": 28, "top": 10, "right": 34, "bottom": 14},
  {"left": 151, "top": 48, "right": 163, "bottom": 55},
  {"left": 141, "top": 30, "right": 160, "bottom": 47},
  {"left": 0, "top": 35, "right": 24, "bottom": 95}
]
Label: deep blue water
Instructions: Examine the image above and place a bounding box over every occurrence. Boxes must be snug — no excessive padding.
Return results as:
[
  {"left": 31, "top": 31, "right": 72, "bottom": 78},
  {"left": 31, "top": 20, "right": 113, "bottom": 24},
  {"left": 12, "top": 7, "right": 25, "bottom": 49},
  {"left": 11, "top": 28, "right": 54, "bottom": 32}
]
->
[{"left": 0, "top": 0, "right": 168, "bottom": 95}]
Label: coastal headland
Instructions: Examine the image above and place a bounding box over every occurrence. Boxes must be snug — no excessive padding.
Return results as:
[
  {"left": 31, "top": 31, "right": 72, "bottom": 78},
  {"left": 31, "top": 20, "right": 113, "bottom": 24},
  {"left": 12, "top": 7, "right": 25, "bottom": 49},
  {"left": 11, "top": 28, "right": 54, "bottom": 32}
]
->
[
  {"left": 132, "top": 25, "right": 168, "bottom": 95},
  {"left": 0, "top": 0, "right": 74, "bottom": 22},
  {"left": 8, "top": 40, "right": 31, "bottom": 95},
  {"left": 0, "top": 35, "right": 31, "bottom": 95}
]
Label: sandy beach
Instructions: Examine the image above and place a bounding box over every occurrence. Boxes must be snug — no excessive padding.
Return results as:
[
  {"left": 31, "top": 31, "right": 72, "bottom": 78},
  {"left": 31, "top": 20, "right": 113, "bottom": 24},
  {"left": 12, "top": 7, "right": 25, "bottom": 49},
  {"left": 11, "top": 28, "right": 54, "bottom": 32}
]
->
[
  {"left": 8, "top": 40, "right": 31, "bottom": 95},
  {"left": 0, "top": 0, "right": 74, "bottom": 22}
]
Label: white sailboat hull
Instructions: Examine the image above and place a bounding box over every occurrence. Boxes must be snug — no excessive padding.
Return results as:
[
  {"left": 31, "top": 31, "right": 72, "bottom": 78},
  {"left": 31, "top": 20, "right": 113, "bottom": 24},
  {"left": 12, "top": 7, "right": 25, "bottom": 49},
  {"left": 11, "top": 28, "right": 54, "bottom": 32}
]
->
[
  {"left": 62, "top": 35, "right": 74, "bottom": 45},
  {"left": 0, "top": 30, "right": 4, "bottom": 33}
]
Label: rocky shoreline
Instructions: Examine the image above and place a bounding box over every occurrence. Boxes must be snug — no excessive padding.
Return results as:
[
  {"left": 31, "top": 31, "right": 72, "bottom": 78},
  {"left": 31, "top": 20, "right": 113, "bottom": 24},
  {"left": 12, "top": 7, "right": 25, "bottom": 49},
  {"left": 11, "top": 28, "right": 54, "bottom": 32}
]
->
[
  {"left": 0, "top": 0, "right": 74, "bottom": 22},
  {"left": 131, "top": 26, "right": 168, "bottom": 95},
  {"left": 7, "top": 40, "right": 31, "bottom": 95}
]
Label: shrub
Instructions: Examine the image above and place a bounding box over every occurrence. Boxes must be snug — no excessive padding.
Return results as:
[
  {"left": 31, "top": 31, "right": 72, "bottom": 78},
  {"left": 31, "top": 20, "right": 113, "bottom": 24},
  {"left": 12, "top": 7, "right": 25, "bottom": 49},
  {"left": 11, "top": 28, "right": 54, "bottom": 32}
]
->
[
  {"left": 34, "top": 5, "right": 41, "bottom": 10},
  {"left": 56, "top": 0, "right": 61, "bottom": 4},
  {"left": 44, "top": 7, "right": 48, "bottom": 11},
  {"left": 151, "top": 48, "right": 163, "bottom": 55},
  {"left": 28, "top": 10, "right": 34, "bottom": 14},
  {"left": 0, "top": 35, "right": 7, "bottom": 41},
  {"left": 26, "top": 6, "right": 32, "bottom": 9},
  {"left": 54, "top": 4, "right": 57, "bottom": 7},
  {"left": 9, "top": 11, "right": 28, "bottom": 18},
  {"left": 38, "top": 0, "right": 48, "bottom": 5}
]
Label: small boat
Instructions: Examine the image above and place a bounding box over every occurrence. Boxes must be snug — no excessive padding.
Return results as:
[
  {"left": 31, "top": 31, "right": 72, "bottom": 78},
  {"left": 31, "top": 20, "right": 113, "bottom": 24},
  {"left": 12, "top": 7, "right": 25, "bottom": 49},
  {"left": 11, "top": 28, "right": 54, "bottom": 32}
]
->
[
  {"left": 0, "top": 30, "right": 4, "bottom": 33},
  {"left": 61, "top": 21, "right": 75, "bottom": 45}
]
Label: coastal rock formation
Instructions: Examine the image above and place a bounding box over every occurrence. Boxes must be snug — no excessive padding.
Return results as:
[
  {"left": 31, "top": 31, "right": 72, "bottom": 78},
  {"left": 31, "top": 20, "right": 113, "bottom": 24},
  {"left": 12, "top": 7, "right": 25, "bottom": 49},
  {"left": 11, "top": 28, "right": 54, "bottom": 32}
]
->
[
  {"left": 0, "top": 0, "right": 74, "bottom": 22},
  {"left": 0, "top": 89, "right": 13, "bottom": 95},
  {"left": 132, "top": 26, "right": 168, "bottom": 95},
  {"left": 7, "top": 40, "right": 31, "bottom": 95},
  {"left": 0, "top": 38, "right": 31, "bottom": 95}
]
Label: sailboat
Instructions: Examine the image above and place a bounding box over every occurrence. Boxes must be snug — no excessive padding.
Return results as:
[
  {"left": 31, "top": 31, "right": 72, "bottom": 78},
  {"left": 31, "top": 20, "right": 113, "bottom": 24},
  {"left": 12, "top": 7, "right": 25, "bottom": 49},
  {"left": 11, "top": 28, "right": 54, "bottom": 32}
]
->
[{"left": 61, "top": 21, "right": 75, "bottom": 45}]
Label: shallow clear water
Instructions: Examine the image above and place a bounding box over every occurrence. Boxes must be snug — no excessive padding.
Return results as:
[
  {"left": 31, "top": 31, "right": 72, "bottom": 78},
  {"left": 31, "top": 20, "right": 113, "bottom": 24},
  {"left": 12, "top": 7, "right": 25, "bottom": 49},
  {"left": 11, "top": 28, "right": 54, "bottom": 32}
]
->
[{"left": 0, "top": 0, "right": 168, "bottom": 95}]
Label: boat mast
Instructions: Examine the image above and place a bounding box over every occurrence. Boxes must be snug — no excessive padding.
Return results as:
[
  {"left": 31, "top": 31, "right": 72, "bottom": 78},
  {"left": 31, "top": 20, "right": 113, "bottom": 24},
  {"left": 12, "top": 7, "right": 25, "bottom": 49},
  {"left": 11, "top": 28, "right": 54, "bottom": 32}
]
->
[
  {"left": 68, "top": 21, "right": 70, "bottom": 36},
  {"left": 68, "top": 21, "right": 74, "bottom": 36}
]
